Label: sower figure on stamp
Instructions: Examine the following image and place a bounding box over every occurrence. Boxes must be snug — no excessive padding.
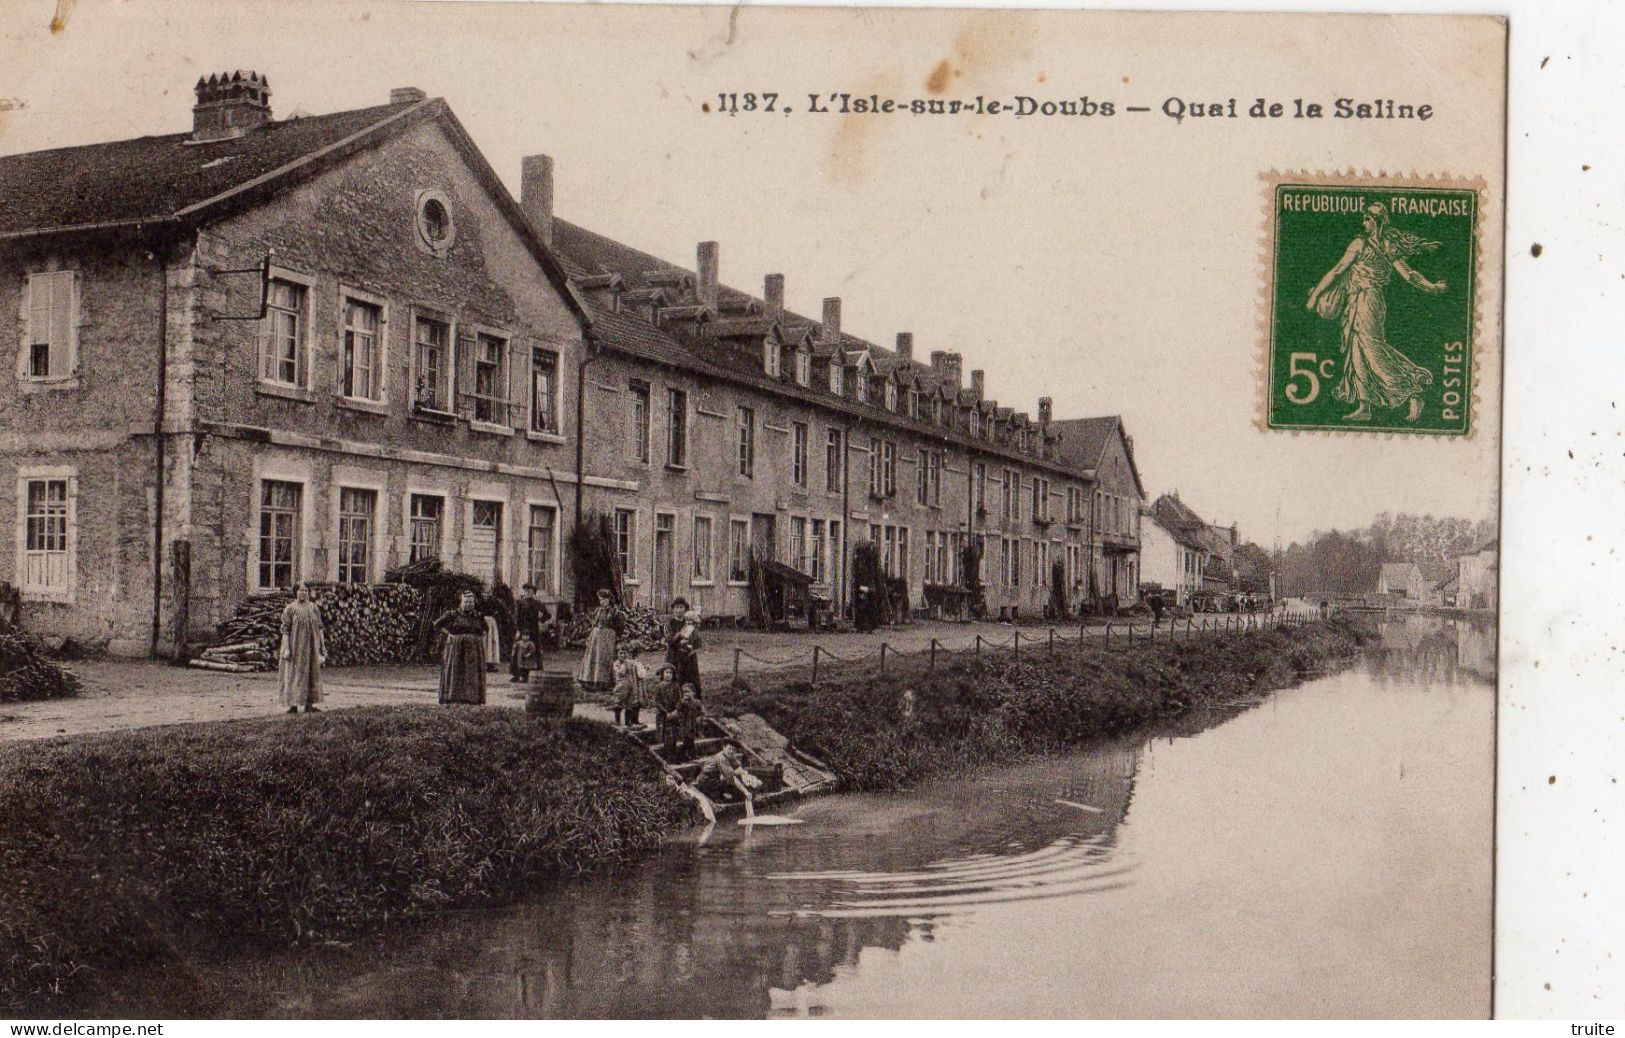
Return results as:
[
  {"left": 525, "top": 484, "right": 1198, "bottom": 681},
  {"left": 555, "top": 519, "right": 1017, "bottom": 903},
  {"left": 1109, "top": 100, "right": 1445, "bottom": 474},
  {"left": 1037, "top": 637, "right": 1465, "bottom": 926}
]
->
[
  {"left": 280, "top": 583, "right": 326, "bottom": 714},
  {"left": 1306, "top": 202, "right": 1446, "bottom": 423}
]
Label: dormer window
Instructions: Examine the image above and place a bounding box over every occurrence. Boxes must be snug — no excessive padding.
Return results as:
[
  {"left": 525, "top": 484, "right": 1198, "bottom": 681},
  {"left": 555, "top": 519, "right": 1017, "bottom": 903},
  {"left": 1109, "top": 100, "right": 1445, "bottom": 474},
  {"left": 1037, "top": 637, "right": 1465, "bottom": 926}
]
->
[
  {"left": 931, "top": 396, "right": 943, "bottom": 425},
  {"left": 763, "top": 340, "right": 781, "bottom": 378},
  {"left": 795, "top": 346, "right": 811, "bottom": 387},
  {"left": 907, "top": 386, "right": 920, "bottom": 419},
  {"left": 970, "top": 410, "right": 981, "bottom": 437},
  {"left": 830, "top": 363, "right": 844, "bottom": 396},
  {"left": 855, "top": 372, "right": 868, "bottom": 404},
  {"left": 884, "top": 380, "right": 897, "bottom": 411}
]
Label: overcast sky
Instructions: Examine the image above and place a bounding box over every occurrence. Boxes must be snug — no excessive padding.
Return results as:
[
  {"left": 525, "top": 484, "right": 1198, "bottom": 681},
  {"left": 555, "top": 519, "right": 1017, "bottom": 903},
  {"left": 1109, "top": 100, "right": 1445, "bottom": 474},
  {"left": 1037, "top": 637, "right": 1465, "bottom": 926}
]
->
[{"left": 0, "top": 1, "right": 1504, "bottom": 545}]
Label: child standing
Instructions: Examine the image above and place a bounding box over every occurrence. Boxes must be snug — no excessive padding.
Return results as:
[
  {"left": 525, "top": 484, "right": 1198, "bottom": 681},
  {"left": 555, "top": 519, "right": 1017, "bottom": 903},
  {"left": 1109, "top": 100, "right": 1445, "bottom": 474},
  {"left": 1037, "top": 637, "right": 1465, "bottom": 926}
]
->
[
  {"left": 674, "top": 684, "right": 704, "bottom": 761},
  {"left": 611, "top": 644, "right": 648, "bottom": 728},
  {"left": 651, "top": 664, "right": 681, "bottom": 758}
]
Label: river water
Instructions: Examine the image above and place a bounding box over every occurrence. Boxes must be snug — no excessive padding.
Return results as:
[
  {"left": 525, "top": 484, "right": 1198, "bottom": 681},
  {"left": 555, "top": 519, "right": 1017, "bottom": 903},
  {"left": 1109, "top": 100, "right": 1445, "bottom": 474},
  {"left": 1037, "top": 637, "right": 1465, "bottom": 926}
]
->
[{"left": 167, "top": 616, "right": 1495, "bottom": 1019}]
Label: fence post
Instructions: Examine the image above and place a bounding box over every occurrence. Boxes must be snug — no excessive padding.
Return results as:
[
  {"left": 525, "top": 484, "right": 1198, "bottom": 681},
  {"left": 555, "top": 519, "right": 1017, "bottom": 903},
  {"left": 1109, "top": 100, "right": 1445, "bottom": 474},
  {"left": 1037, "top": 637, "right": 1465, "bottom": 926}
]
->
[
  {"left": 879, "top": 642, "right": 888, "bottom": 676},
  {"left": 975, "top": 634, "right": 982, "bottom": 657},
  {"left": 1104, "top": 622, "right": 1111, "bottom": 649},
  {"left": 1049, "top": 628, "right": 1055, "bottom": 656},
  {"left": 1013, "top": 630, "right": 1020, "bottom": 659},
  {"left": 811, "top": 644, "right": 821, "bottom": 688},
  {"left": 929, "top": 638, "right": 938, "bottom": 672},
  {"left": 1128, "top": 623, "right": 1134, "bottom": 648},
  {"left": 732, "top": 647, "right": 741, "bottom": 689}
]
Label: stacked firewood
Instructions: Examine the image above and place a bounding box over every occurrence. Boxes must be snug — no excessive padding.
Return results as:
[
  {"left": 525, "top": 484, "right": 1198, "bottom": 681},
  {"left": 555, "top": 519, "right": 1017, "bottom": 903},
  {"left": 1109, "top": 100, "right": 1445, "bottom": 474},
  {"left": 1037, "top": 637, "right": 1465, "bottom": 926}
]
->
[
  {"left": 559, "top": 603, "right": 668, "bottom": 653},
  {"left": 0, "top": 630, "right": 82, "bottom": 702},
  {"left": 190, "top": 584, "right": 426, "bottom": 673}
]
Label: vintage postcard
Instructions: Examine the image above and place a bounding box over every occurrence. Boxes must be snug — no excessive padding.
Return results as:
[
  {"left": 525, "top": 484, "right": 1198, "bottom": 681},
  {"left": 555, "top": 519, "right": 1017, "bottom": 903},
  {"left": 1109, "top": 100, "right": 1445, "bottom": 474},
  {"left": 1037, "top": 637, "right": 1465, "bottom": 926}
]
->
[{"left": 0, "top": 1, "right": 1504, "bottom": 1021}]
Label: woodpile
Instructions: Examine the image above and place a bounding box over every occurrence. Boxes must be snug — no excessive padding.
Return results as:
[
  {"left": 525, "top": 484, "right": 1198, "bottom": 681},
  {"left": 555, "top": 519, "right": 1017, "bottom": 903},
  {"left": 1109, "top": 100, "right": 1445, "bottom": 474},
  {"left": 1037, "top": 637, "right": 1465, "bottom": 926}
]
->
[
  {"left": 190, "top": 584, "right": 425, "bottom": 673},
  {"left": 0, "top": 630, "right": 81, "bottom": 702},
  {"left": 559, "top": 603, "right": 667, "bottom": 653}
]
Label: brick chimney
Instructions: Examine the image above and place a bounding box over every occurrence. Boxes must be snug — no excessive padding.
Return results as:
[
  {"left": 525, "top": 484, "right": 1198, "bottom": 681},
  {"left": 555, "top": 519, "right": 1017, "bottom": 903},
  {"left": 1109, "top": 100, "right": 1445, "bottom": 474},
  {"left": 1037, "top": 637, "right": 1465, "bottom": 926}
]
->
[
  {"left": 763, "top": 274, "right": 785, "bottom": 319},
  {"left": 520, "top": 155, "right": 554, "bottom": 245},
  {"left": 970, "top": 369, "right": 985, "bottom": 401},
  {"left": 696, "top": 242, "right": 719, "bottom": 311},
  {"left": 192, "top": 71, "right": 271, "bottom": 142},
  {"left": 820, "top": 298, "right": 842, "bottom": 344},
  {"left": 390, "top": 86, "right": 426, "bottom": 104},
  {"left": 930, "top": 351, "right": 963, "bottom": 388},
  {"left": 895, "top": 332, "right": 913, "bottom": 362},
  {"left": 1038, "top": 396, "right": 1053, "bottom": 425}
]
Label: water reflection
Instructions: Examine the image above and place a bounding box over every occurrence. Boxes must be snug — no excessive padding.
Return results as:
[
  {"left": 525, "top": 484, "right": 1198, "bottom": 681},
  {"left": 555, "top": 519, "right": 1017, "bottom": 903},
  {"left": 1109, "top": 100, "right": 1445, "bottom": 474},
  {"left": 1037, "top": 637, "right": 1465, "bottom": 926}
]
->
[{"left": 96, "top": 618, "right": 1491, "bottom": 1019}]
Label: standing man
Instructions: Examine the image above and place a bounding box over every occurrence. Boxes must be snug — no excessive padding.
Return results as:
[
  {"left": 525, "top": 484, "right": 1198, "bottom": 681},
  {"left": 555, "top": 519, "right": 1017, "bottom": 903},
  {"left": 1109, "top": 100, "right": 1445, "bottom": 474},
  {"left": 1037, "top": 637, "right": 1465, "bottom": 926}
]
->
[
  {"left": 666, "top": 596, "right": 703, "bottom": 698},
  {"left": 1149, "top": 591, "right": 1165, "bottom": 630},
  {"left": 511, "top": 582, "right": 549, "bottom": 683}
]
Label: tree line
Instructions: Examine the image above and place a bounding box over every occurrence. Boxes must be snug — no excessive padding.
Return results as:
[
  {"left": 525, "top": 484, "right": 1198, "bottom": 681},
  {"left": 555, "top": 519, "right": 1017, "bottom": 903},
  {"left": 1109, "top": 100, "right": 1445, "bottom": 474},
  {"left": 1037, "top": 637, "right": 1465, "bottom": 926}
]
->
[{"left": 1274, "top": 512, "right": 1496, "bottom": 596}]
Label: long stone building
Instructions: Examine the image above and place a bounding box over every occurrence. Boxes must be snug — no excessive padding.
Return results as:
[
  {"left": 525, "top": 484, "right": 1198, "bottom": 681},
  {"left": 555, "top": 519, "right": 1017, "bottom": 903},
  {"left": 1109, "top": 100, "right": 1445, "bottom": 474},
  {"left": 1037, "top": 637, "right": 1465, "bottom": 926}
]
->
[{"left": 0, "top": 75, "right": 1144, "bottom": 655}]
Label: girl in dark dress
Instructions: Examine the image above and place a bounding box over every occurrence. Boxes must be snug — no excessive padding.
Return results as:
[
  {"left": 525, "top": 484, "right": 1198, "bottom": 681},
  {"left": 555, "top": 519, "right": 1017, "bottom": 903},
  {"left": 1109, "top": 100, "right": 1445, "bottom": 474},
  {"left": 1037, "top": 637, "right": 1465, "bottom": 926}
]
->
[{"left": 436, "top": 590, "right": 488, "bottom": 705}]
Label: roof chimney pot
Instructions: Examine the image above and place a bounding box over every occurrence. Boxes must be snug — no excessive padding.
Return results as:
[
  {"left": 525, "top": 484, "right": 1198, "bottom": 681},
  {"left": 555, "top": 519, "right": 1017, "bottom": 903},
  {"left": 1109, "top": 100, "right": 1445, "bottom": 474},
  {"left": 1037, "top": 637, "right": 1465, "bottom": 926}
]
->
[
  {"left": 696, "top": 241, "right": 719, "bottom": 312},
  {"left": 520, "top": 155, "right": 555, "bottom": 246},
  {"left": 192, "top": 70, "right": 271, "bottom": 142},
  {"left": 1038, "top": 397, "right": 1053, "bottom": 425},
  {"left": 820, "top": 298, "right": 842, "bottom": 344},
  {"left": 763, "top": 274, "right": 785, "bottom": 319},
  {"left": 895, "top": 332, "right": 913, "bottom": 361},
  {"left": 970, "top": 369, "right": 986, "bottom": 401}
]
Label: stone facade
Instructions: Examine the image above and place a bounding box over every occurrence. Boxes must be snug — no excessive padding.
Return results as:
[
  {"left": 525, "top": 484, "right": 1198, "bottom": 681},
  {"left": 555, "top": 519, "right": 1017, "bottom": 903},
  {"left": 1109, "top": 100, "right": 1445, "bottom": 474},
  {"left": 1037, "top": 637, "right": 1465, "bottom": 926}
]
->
[{"left": 1, "top": 79, "right": 1146, "bottom": 653}]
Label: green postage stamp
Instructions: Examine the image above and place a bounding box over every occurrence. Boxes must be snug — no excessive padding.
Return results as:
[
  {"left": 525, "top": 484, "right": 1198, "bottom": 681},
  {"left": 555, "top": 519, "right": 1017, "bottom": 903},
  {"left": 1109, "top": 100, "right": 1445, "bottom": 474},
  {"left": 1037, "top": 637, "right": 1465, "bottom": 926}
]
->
[{"left": 1263, "top": 175, "right": 1482, "bottom": 435}]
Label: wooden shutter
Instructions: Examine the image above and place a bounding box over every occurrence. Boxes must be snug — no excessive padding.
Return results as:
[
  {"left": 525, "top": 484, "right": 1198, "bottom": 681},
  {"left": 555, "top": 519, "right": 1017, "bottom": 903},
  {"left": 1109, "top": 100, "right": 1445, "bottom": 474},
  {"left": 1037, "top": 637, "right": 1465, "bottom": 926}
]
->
[
  {"left": 507, "top": 338, "right": 525, "bottom": 428},
  {"left": 455, "top": 328, "right": 477, "bottom": 417}
]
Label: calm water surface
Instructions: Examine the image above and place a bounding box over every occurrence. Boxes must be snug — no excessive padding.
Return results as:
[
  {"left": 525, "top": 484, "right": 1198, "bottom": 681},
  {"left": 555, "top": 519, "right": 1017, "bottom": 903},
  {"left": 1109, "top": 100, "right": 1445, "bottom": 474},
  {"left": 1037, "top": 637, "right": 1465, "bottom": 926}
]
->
[{"left": 161, "top": 617, "right": 1495, "bottom": 1018}]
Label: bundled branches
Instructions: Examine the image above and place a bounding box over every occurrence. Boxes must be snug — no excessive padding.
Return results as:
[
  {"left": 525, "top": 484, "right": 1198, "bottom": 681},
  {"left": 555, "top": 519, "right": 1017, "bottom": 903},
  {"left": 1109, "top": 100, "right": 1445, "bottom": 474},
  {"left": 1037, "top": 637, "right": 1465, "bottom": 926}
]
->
[
  {"left": 195, "top": 583, "right": 427, "bottom": 672},
  {"left": 0, "top": 630, "right": 81, "bottom": 702}
]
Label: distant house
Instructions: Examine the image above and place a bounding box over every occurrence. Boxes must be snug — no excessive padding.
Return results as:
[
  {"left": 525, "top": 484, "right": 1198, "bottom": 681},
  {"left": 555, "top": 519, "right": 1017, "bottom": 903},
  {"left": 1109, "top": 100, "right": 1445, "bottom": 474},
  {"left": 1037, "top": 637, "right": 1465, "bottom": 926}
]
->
[
  {"left": 1376, "top": 562, "right": 1426, "bottom": 600},
  {"left": 1139, "top": 509, "right": 1206, "bottom": 605},
  {"left": 1454, "top": 541, "right": 1498, "bottom": 611}
]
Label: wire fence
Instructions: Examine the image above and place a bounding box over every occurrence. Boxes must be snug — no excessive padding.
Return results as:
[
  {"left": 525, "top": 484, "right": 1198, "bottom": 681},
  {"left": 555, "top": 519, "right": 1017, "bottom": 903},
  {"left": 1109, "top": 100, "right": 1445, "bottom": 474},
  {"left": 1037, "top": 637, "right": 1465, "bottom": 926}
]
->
[{"left": 727, "top": 608, "right": 1326, "bottom": 690}]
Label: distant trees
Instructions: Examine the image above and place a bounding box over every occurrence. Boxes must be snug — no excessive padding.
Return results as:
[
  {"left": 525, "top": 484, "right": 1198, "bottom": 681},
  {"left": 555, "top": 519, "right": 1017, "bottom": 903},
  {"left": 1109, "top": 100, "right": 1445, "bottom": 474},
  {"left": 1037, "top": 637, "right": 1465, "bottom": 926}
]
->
[{"left": 1276, "top": 513, "right": 1496, "bottom": 595}]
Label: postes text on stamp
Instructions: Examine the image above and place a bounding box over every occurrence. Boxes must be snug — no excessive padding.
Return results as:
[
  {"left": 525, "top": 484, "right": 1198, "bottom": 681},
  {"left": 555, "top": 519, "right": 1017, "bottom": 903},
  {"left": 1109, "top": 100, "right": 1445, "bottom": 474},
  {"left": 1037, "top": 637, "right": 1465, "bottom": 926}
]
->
[{"left": 1265, "top": 177, "right": 1479, "bottom": 435}]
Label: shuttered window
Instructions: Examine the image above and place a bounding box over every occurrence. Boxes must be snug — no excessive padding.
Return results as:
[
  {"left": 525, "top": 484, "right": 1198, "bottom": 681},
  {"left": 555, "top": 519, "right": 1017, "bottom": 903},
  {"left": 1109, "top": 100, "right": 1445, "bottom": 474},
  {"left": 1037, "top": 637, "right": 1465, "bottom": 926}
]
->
[
  {"left": 22, "top": 478, "right": 71, "bottom": 593},
  {"left": 260, "top": 280, "right": 307, "bottom": 387}
]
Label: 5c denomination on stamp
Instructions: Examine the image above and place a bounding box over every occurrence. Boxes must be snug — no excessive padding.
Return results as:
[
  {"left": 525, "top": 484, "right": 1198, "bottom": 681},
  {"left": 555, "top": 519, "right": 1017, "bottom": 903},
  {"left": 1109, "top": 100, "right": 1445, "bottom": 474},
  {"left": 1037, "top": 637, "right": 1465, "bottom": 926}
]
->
[{"left": 1263, "top": 174, "right": 1481, "bottom": 435}]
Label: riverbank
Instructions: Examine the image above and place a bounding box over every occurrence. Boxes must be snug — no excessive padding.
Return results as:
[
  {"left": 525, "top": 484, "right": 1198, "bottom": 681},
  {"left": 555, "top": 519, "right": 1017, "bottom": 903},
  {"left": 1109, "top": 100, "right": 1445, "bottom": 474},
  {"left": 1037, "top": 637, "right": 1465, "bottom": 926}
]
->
[{"left": 0, "top": 620, "right": 1365, "bottom": 1011}]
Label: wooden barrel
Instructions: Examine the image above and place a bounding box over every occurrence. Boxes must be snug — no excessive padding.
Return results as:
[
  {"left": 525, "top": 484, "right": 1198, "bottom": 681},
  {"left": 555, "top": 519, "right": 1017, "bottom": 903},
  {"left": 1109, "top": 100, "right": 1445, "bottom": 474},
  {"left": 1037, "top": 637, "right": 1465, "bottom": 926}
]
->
[{"left": 526, "top": 672, "right": 575, "bottom": 720}]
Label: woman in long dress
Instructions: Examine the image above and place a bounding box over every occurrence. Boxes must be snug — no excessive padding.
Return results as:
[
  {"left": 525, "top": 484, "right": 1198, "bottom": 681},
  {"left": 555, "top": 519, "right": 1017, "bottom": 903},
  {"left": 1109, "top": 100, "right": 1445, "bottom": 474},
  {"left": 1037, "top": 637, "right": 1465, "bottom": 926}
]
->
[
  {"left": 280, "top": 583, "right": 326, "bottom": 714},
  {"left": 435, "top": 589, "right": 488, "bottom": 705},
  {"left": 574, "top": 588, "right": 621, "bottom": 696},
  {"left": 1305, "top": 202, "right": 1447, "bottom": 422}
]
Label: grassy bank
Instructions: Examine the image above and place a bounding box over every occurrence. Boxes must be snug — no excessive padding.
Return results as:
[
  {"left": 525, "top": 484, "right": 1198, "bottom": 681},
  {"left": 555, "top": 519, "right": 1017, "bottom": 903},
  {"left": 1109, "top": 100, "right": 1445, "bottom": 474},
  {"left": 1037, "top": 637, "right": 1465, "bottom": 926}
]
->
[
  {"left": 717, "top": 618, "right": 1370, "bottom": 791},
  {"left": 1, "top": 620, "right": 1364, "bottom": 1010},
  {"left": 0, "top": 709, "right": 687, "bottom": 1010}
]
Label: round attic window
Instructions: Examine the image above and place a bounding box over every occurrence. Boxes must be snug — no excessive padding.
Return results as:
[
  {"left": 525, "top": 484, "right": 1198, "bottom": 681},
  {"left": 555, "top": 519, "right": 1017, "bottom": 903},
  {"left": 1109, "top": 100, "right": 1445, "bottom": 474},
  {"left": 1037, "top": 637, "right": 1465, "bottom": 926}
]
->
[{"left": 415, "top": 190, "right": 455, "bottom": 255}]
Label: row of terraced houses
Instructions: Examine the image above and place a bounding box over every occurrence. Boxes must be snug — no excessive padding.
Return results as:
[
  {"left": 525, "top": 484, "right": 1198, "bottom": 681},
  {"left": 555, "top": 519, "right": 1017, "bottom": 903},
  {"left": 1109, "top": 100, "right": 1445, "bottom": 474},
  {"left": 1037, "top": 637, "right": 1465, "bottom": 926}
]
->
[{"left": 0, "top": 73, "right": 1145, "bottom": 656}]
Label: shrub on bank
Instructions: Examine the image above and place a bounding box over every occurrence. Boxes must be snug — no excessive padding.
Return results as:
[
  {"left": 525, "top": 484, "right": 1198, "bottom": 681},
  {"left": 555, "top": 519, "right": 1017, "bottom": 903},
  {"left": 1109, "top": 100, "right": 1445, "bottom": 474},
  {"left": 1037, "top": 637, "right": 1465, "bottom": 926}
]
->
[
  {"left": 719, "top": 619, "right": 1366, "bottom": 792},
  {"left": 0, "top": 630, "right": 81, "bottom": 703},
  {"left": 0, "top": 708, "right": 686, "bottom": 1009}
]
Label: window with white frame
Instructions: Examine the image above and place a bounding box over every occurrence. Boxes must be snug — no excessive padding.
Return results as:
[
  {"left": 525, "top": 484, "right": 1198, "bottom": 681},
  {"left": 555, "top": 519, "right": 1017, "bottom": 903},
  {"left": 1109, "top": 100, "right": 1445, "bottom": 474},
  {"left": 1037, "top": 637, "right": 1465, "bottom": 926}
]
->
[
  {"left": 829, "top": 363, "right": 843, "bottom": 396},
  {"left": 666, "top": 388, "right": 689, "bottom": 467},
  {"left": 413, "top": 315, "right": 452, "bottom": 411},
  {"left": 884, "top": 380, "right": 898, "bottom": 411},
  {"left": 408, "top": 493, "right": 444, "bottom": 564},
  {"left": 257, "top": 479, "right": 303, "bottom": 590},
  {"left": 881, "top": 442, "right": 897, "bottom": 497},
  {"left": 790, "top": 516, "right": 808, "bottom": 573},
  {"left": 260, "top": 279, "right": 308, "bottom": 387},
  {"left": 792, "top": 421, "right": 809, "bottom": 487},
  {"left": 336, "top": 486, "right": 376, "bottom": 584},
  {"left": 20, "top": 475, "right": 71, "bottom": 594},
  {"left": 810, "top": 518, "right": 826, "bottom": 582},
  {"left": 915, "top": 453, "right": 929, "bottom": 505},
  {"left": 613, "top": 508, "right": 636, "bottom": 578},
  {"left": 530, "top": 348, "right": 560, "bottom": 434},
  {"left": 23, "top": 271, "right": 76, "bottom": 381},
  {"left": 472, "top": 332, "right": 508, "bottom": 424},
  {"left": 1003, "top": 469, "right": 1019, "bottom": 521},
  {"left": 970, "top": 410, "right": 981, "bottom": 437},
  {"left": 923, "top": 531, "right": 937, "bottom": 585},
  {"left": 764, "top": 340, "right": 781, "bottom": 378},
  {"left": 825, "top": 428, "right": 843, "bottom": 493},
  {"left": 736, "top": 406, "right": 755, "bottom": 478},
  {"left": 692, "top": 515, "right": 714, "bottom": 583},
  {"left": 727, "top": 518, "right": 750, "bottom": 583},
  {"left": 897, "top": 527, "right": 910, "bottom": 581},
  {"left": 1037, "top": 541, "right": 1050, "bottom": 588},
  {"left": 907, "top": 386, "right": 920, "bottom": 419},
  {"left": 929, "top": 452, "right": 943, "bottom": 505},
  {"left": 341, "top": 298, "right": 383, "bottom": 401},
  {"left": 868, "top": 437, "right": 882, "bottom": 497},
  {"left": 527, "top": 504, "right": 556, "bottom": 593},
  {"left": 855, "top": 369, "right": 868, "bottom": 404},
  {"left": 795, "top": 347, "right": 811, "bottom": 387},
  {"left": 629, "top": 380, "right": 651, "bottom": 463}
]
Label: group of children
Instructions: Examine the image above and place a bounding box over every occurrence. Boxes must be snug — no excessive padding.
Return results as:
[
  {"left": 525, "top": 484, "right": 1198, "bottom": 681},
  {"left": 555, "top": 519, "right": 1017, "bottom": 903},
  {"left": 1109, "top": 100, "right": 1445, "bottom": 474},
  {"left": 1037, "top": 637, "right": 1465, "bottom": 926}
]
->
[{"left": 611, "top": 644, "right": 707, "bottom": 761}]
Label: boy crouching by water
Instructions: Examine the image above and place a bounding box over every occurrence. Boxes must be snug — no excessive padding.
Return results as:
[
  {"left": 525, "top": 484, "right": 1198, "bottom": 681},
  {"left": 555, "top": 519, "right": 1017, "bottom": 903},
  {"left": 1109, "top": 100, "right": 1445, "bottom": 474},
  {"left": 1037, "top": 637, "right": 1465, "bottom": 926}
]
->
[{"left": 695, "top": 744, "right": 761, "bottom": 817}]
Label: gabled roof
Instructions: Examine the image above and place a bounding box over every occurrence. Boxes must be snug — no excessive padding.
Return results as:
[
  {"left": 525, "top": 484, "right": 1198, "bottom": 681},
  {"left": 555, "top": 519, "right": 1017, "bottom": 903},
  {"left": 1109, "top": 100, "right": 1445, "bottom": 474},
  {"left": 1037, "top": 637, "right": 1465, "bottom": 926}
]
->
[
  {"left": 1051, "top": 415, "right": 1147, "bottom": 498},
  {"left": 1146, "top": 510, "right": 1208, "bottom": 552},
  {"left": 0, "top": 96, "right": 590, "bottom": 326}
]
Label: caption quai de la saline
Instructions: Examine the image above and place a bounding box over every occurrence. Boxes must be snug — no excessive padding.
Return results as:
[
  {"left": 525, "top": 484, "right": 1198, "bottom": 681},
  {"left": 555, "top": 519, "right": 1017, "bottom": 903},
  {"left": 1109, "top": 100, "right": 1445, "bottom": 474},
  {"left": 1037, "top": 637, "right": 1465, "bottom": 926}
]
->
[{"left": 708, "top": 93, "right": 1434, "bottom": 121}]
